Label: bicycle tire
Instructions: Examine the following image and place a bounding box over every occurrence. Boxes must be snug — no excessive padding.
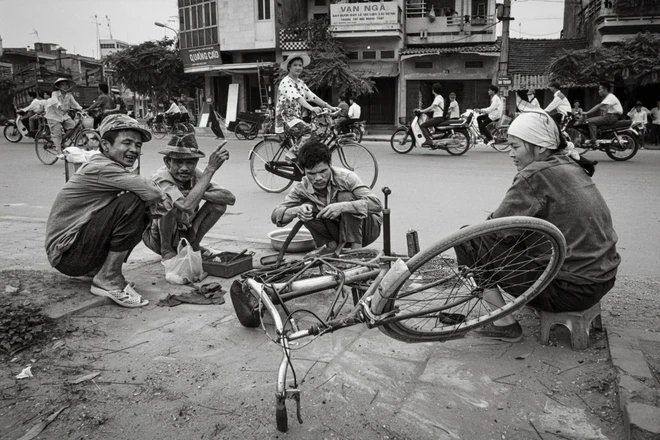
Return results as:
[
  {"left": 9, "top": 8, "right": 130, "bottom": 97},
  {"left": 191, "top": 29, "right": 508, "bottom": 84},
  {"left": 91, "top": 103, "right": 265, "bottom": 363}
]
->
[
  {"left": 332, "top": 141, "right": 378, "bottom": 189},
  {"left": 390, "top": 128, "right": 414, "bottom": 154},
  {"left": 151, "top": 123, "right": 167, "bottom": 140},
  {"left": 4, "top": 125, "right": 22, "bottom": 143},
  {"left": 606, "top": 133, "right": 639, "bottom": 161},
  {"left": 374, "top": 217, "right": 566, "bottom": 343},
  {"left": 445, "top": 128, "right": 470, "bottom": 156},
  {"left": 245, "top": 125, "right": 259, "bottom": 140},
  {"left": 491, "top": 127, "right": 511, "bottom": 152},
  {"left": 173, "top": 123, "right": 188, "bottom": 136},
  {"left": 235, "top": 122, "right": 251, "bottom": 140},
  {"left": 74, "top": 129, "right": 102, "bottom": 149},
  {"left": 276, "top": 397, "right": 288, "bottom": 432},
  {"left": 249, "top": 139, "right": 294, "bottom": 193},
  {"left": 34, "top": 129, "right": 59, "bottom": 165}
]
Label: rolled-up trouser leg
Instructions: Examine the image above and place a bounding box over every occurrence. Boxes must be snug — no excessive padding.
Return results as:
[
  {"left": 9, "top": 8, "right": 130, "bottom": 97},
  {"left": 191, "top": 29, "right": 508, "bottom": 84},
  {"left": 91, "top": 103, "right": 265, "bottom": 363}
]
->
[{"left": 55, "top": 193, "right": 149, "bottom": 276}]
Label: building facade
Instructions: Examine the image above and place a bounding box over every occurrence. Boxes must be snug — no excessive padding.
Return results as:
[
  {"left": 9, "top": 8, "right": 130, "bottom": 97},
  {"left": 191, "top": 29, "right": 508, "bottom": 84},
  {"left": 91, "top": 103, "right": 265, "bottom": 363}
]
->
[{"left": 99, "top": 39, "right": 129, "bottom": 58}]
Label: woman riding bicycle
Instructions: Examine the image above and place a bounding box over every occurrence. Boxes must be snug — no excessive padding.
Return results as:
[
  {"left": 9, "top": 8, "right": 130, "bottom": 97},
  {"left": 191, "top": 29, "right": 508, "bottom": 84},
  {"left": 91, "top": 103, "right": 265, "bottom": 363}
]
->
[
  {"left": 275, "top": 53, "right": 336, "bottom": 144},
  {"left": 45, "top": 78, "right": 83, "bottom": 155}
]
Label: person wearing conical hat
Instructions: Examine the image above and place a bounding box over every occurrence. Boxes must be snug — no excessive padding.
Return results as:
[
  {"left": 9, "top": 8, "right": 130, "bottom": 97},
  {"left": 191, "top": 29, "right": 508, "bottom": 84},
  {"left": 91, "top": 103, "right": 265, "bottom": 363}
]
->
[
  {"left": 142, "top": 133, "right": 235, "bottom": 261},
  {"left": 46, "top": 114, "right": 164, "bottom": 308},
  {"left": 45, "top": 78, "right": 82, "bottom": 154}
]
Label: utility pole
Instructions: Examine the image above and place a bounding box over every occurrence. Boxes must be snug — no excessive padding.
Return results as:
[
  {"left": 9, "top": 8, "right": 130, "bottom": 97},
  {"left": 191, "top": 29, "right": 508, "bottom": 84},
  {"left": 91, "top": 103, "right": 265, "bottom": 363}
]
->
[
  {"left": 106, "top": 16, "right": 114, "bottom": 39},
  {"left": 496, "top": 0, "right": 512, "bottom": 83},
  {"left": 93, "top": 15, "right": 101, "bottom": 60}
]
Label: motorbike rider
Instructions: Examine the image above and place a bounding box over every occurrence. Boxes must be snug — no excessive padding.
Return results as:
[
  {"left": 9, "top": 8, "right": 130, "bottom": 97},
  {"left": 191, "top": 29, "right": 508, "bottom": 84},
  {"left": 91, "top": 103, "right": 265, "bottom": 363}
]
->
[
  {"left": 87, "top": 83, "right": 117, "bottom": 128},
  {"left": 627, "top": 101, "right": 648, "bottom": 141},
  {"left": 165, "top": 98, "right": 182, "bottom": 128},
  {"left": 477, "top": 85, "right": 503, "bottom": 147},
  {"left": 20, "top": 91, "right": 45, "bottom": 133},
  {"left": 584, "top": 81, "right": 623, "bottom": 146},
  {"left": 418, "top": 82, "right": 445, "bottom": 147},
  {"left": 45, "top": 78, "right": 83, "bottom": 155},
  {"left": 544, "top": 81, "right": 572, "bottom": 129},
  {"left": 334, "top": 95, "right": 351, "bottom": 134}
]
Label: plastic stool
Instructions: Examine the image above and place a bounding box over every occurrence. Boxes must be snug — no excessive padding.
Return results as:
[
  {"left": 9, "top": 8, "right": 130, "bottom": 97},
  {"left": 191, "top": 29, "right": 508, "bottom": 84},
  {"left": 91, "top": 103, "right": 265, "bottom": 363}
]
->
[{"left": 539, "top": 302, "right": 603, "bottom": 350}]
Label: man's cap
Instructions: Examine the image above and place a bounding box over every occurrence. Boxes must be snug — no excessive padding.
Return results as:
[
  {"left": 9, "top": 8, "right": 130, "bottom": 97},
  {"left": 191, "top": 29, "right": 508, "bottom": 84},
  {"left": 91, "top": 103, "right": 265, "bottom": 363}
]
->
[
  {"left": 54, "top": 78, "right": 75, "bottom": 91},
  {"left": 99, "top": 114, "right": 152, "bottom": 142},
  {"left": 280, "top": 53, "right": 311, "bottom": 71},
  {"left": 159, "top": 133, "right": 205, "bottom": 159}
]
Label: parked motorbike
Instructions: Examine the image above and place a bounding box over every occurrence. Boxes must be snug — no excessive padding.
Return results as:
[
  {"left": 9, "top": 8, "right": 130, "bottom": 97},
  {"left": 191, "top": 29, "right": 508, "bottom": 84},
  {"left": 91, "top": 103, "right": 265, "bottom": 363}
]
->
[
  {"left": 390, "top": 109, "right": 470, "bottom": 155},
  {"left": 563, "top": 115, "right": 640, "bottom": 161},
  {"left": 3, "top": 111, "right": 39, "bottom": 143}
]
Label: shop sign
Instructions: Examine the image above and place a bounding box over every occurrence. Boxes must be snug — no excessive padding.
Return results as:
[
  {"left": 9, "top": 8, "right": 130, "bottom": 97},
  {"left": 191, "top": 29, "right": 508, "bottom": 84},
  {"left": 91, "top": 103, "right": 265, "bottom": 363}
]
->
[
  {"left": 330, "top": 2, "right": 398, "bottom": 27},
  {"left": 182, "top": 44, "right": 222, "bottom": 69},
  {"left": 497, "top": 77, "right": 512, "bottom": 86}
]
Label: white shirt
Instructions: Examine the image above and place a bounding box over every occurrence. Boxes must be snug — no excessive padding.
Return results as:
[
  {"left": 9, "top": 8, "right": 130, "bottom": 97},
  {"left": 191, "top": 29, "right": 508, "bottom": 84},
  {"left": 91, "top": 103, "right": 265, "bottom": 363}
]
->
[
  {"left": 545, "top": 90, "right": 572, "bottom": 116},
  {"left": 179, "top": 104, "right": 188, "bottom": 114},
  {"left": 627, "top": 108, "right": 648, "bottom": 124},
  {"left": 348, "top": 102, "right": 361, "bottom": 119},
  {"left": 22, "top": 98, "right": 44, "bottom": 113},
  {"left": 431, "top": 94, "right": 444, "bottom": 118},
  {"left": 650, "top": 107, "right": 660, "bottom": 125},
  {"left": 601, "top": 93, "right": 623, "bottom": 115},
  {"left": 166, "top": 103, "right": 181, "bottom": 114},
  {"left": 527, "top": 97, "right": 540, "bottom": 108},
  {"left": 448, "top": 100, "right": 460, "bottom": 118},
  {"left": 482, "top": 94, "right": 502, "bottom": 121}
]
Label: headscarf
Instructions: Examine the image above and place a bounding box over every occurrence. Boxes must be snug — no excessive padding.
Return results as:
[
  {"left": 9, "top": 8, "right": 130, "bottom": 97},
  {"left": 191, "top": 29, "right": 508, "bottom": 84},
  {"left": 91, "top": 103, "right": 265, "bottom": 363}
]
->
[{"left": 508, "top": 108, "right": 561, "bottom": 150}]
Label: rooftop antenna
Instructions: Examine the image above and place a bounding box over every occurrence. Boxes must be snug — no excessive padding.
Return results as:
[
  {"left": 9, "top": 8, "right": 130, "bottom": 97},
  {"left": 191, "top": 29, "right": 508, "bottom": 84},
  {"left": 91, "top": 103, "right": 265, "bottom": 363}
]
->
[
  {"left": 29, "top": 29, "right": 40, "bottom": 65},
  {"left": 106, "top": 15, "right": 113, "bottom": 39}
]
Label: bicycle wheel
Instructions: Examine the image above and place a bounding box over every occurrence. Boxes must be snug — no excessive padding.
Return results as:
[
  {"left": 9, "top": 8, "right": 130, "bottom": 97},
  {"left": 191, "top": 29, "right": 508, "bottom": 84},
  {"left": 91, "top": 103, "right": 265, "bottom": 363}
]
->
[
  {"left": 245, "top": 124, "right": 259, "bottom": 140},
  {"left": 34, "top": 129, "right": 59, "bottom": 165},
  {"left": 249, "top": 139, "right": 294, "bottom": 193},
  {"left": 606, "top": 133, "right": 639, "bottom": 161},
  {"left": 390, "top": 128, "right": 414, "bottom": 154},
  {"left": 173, "top": 123, "right": 188, "bottom": 136},
  {"left": 374, "top": 217, "right": 566, "bottom": 343},
  {"left": 445, "top": 128, "right": 470, "bottom": 156},
  {"left": 235, "top": 122, "right": 251, "bottom": 140},
  {"left": 74, "top": 129, "right": 102, "bottom": 149},
  {"left": 4, "top": 125, "right": 22, "bottom": 143},
  {"left": 332, "top": 141, "right": 378, "bottom": 189},
  {"left": 491, "top": 127, "right": 511, "bottom": 152},
  {"left": 152, "top": 123, "right": 167, "bottom": 140}
]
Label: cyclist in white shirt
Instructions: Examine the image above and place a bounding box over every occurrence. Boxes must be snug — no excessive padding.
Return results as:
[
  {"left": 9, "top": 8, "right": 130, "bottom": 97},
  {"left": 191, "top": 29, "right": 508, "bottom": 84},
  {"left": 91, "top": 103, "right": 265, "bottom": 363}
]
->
[
  {"left": 165, "top": 98, "right": 182, "bottom": 127},
  {"left": 418, "top": 83, "right": 445, "bottom": 147},
  {"left": 477, "top": 85, "right": 503, "bottom": 147},
  {"left": 347, "top": 97, "right": 361, "bottom": 120},
  {"left": 584, "top": 81, "right": 622, "bottom": 145},
  {"left": 545, "top": 81, "right": 573, "bottom": 128}
]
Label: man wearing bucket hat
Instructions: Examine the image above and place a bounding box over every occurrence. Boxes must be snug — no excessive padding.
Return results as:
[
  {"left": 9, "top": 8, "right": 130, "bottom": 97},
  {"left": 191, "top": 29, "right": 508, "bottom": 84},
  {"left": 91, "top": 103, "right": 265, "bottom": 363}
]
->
[
  {"left": 142, "top": 134, "right": 235, "bottom": 261},
  {"left": 45, "top": 77, "right": 83, "bottom": 154},
  {"left": 46, "top": 114, "right": 168, "bottom": 308},
  {"left": 275, "top": 53, "right": 336, "bottom": 137},
  {"left": 456, "top": 109, "right": 619, "bottom": 342}
]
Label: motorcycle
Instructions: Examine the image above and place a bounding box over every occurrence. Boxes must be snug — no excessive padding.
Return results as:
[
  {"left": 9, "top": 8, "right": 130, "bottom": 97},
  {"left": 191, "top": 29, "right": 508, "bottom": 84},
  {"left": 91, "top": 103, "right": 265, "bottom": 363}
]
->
[
  {"left": 3, "top": 111, "right": 39, "bottom": 143},
  {"left": 562, "top": 114, "right": 640, "bottom": 161},
  {"left": 390, "top": 109, "right": 471, "bottom": 155}
]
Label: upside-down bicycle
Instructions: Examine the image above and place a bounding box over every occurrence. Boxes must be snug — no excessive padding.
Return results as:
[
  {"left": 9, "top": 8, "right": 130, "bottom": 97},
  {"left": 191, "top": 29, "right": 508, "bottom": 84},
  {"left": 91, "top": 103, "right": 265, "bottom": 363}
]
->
[{"left": 231, "top": 188, "right": 567, "bottom": 432}]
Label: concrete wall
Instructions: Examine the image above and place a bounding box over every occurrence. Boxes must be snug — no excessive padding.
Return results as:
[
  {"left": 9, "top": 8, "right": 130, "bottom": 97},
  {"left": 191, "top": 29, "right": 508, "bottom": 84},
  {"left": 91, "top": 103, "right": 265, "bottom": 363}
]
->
[{"left": 217, "top": 0, "right": 276, "bottom": 51}]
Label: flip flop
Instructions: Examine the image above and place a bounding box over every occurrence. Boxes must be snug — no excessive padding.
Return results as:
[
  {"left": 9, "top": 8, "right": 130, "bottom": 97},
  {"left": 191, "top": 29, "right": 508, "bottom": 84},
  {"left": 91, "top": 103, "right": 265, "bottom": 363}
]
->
[{"left": 90, "top": 284, "right": 149, "bottom": 308}]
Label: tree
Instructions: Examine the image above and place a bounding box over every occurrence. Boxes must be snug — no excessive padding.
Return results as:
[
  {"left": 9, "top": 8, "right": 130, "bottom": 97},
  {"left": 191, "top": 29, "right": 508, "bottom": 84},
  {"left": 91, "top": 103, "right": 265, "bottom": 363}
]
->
[
  {"left": 0, "top": 77, "right": 16, "bottom": 120},
  {"left": 104, "top": 37, "right": 202, "bottom": 106},
  {"left": 547, "top": 32, "right": 660, "bottom": 87},
  {"left": 285, "top": 19, "right": 375, "bottom": 98}
]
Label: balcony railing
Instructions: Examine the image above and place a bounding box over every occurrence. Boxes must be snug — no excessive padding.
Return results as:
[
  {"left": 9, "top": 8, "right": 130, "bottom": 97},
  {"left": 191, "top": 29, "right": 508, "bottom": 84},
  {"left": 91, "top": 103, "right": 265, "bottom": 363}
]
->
[{"left": 279, "top": 27, "right": 312, "bottom": 51}]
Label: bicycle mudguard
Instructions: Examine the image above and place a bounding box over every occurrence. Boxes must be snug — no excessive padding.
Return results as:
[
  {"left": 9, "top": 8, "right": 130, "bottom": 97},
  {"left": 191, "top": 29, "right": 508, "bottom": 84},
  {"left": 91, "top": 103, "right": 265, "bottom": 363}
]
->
[{"left": 230, "top": 280, "right": 261, "bottom": 328}]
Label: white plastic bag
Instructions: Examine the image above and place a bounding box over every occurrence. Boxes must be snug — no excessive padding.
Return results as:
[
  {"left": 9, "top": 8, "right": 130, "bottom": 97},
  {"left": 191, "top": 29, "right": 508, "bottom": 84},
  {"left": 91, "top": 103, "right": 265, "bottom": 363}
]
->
[{"left": 162, "top": 238, "right": 204, "bottom": 285}]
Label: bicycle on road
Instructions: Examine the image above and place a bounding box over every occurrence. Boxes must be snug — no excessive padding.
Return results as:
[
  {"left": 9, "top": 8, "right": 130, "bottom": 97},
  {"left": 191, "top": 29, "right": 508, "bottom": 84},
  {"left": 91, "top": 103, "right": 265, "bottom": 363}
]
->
[
  {"left": 231, "top": 188, "right": 566, "bottom": 432},
  {"left": 34, "top": 111, "right": 101, "bottom": 165},
  {"left": 465, "top": 109, "right": 511, "bottom": 152},
  {"left": 248, "top": 111, "right": 378, "bottom": 193},
  {"left": 149, "top": 114, "right": 190, "bottom": 140}
]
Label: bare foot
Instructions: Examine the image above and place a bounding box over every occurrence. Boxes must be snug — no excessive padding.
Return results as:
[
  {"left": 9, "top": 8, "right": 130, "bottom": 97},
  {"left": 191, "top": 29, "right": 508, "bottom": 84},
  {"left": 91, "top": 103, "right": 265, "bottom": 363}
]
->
[{"left": 91, "top": 274, "right": 126, "bottom": 292}]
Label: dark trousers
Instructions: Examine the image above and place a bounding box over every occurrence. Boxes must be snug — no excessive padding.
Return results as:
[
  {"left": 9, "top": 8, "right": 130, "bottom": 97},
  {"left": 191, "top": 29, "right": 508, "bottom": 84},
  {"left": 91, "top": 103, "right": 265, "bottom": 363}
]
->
[
  {"left": 455, "top": 229, "right": 615, "bottom": 313},
  {"left": 650, "top": 124, "right": 660, "bottom": 145},
  {"left": 337, "top": 118, "right": 361, "bottom": 134},
  {"left": 477, "top": 114, "right": 495, "bottom": 141},
  {"left": 55, "top": 194, "right": 149, "bottom": 277},
  {"left": 167, "top": 113, "right": 181, "bottom": 127},
  {"left": 303, "top": 192, "right": 381, "bottom": 247},
  {"left": 420, "top": 116, "right": 446, "bottom": 143},
  {"left": 587, "top": 113, "right": 619, "bottom": 141}
]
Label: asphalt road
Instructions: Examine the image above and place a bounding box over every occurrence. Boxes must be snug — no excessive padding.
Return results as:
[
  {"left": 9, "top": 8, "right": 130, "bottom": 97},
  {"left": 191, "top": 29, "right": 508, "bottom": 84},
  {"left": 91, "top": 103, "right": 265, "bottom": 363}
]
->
[{"left": 1, "top": 131, "right": 658, "bottom": 278}]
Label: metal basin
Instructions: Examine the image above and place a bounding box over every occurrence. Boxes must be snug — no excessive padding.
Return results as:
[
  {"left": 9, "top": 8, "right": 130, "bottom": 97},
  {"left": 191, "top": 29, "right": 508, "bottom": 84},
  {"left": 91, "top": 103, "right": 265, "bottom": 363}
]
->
[{"left": 267, "top": 228, "right": 316, "bottom": 253}]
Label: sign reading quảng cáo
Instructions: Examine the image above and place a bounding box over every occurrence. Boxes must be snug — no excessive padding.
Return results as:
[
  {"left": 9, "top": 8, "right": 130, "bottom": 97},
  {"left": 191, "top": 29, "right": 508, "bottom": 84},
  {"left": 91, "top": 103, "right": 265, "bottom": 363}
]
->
[{"left": 181, "top": 44, "right": 222, "bottom": 69}]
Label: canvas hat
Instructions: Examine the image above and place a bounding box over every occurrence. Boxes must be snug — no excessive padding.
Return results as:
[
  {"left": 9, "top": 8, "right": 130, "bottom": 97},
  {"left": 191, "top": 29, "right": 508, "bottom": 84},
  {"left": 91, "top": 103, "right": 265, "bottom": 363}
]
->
[
  {"left": 99, "top": 114, "right": 152, "bottom": 142},
  {"left": 54, "top": 78, "right": 75, "bottom": 92},
  {"left": 159, "top": 133, "right": 205, "bottom": 159},
  {"left": 280, "top": 53, "right": 311, "bottom": 71}
]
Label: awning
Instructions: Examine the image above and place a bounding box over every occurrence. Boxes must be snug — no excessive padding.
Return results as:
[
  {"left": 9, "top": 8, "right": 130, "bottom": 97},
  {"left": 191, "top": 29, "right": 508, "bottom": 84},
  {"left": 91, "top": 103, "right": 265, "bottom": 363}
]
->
[
  {"left": 348, "top": 60, "right": 399, "bottom": 77},
  {"left": 184, "top": 62, "right": 276, "bottom": 75},
  {"left": 400, "top": 43, "right": 501, "bottom": 60}
]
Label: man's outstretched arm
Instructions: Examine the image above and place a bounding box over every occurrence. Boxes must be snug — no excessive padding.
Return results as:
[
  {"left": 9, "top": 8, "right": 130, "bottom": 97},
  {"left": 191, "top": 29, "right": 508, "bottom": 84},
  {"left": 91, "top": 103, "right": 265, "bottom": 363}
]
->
[{"left": 174, "top": 142, "right": 229, "bottom": 214}]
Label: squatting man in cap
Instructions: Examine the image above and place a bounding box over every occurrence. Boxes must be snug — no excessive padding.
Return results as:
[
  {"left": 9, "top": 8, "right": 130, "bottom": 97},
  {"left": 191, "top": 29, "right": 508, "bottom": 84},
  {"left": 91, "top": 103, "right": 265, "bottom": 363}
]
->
[
  {"left": 142, "top": 134, "right": 235, "bottom": 261},
  {"left": 271, "top": 140, "right": 382, "bottom": 256},
  {"left": 458, "top": 108, "right": 620, "bottom": 342},
  {"left": 45, "top": 115, "right": 166, "bottom": 308}
]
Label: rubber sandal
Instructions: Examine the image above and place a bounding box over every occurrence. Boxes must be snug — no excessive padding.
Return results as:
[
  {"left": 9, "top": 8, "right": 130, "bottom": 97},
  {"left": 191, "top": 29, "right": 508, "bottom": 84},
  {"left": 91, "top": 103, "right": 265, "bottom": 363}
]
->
[{"left": 90, "top": 284, "right": 149, "bottom": 308}]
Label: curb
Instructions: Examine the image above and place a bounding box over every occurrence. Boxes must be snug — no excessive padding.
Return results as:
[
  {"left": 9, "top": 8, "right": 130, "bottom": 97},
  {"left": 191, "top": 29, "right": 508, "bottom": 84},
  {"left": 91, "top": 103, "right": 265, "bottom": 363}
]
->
[
  {"left": 44, "top": 296, "right": 110, "bottom": 320},
  {"left": 606, "top": 321, "right": 660, "bottom": 439}
]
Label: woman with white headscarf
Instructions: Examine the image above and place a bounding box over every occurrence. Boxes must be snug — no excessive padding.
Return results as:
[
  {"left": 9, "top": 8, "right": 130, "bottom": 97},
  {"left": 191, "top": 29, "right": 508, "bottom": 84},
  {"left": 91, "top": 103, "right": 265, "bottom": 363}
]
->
[{"left": 456, "top": 109, "right": 620, "bottom": 343}]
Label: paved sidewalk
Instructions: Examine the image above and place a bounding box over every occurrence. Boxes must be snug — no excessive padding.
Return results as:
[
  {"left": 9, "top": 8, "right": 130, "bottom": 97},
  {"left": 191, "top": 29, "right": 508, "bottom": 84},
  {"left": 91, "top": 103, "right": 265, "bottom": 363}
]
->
[{"left": 1, "top": 215, "right": 657, "bottom": 439}]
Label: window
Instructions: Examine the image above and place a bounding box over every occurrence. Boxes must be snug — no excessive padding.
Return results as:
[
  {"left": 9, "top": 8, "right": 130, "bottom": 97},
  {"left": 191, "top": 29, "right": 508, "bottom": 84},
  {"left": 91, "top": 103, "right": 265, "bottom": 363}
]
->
[
  {"left": 198, "top": 5, "right": 204, "bottom": 26},
  {"left": 313, "top": 13, "right": 328, "bottom": 20},
  {"left": 204, "top": 3, "right": 210, "bottom": 26},
  {"left": 210, "top": 2, "right": 216, "bottom": 25},
  {"left": 179, "top": 0, "right": 218, "bottom": 49},
  {"left": 348, "top": 52, "right": 359, "bottom": 60},
  {"left": 314, "top": 0, "right": 326, "bottom": 5},
  {"left": 191, "top": 6, "right": 198, "bottom": 28},
  {"left": 381, "top": 50, "right": 395, "bottom": 59},
  {"left": 465, "top": 61, "right": 483, "bottom": 68},
  {"left": 258, "top": 0, "right": 271, "bottom": 20},
  {"left": 415, "top": 61, "right": 433, "bottom": 69},
  {"left": 363, "top": 51, "right": 376, "bottom": 59},
  {"left": 472, "top": 1, "right": 487, "bottom": 17}
]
